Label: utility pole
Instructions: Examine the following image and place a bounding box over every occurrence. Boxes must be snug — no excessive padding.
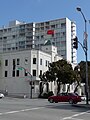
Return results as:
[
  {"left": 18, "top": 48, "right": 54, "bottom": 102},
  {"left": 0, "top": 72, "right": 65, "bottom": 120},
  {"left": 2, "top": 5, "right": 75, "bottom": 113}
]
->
[{"left": 76, "top": 7, "right": 89, "bottom": 105}]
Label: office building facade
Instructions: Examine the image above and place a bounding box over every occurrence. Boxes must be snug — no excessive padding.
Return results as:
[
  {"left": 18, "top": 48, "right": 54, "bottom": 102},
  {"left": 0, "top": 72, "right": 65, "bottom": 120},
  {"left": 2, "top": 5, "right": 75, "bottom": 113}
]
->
[{"left": 0, "top": 18, "right": 77, "bottom": 63}]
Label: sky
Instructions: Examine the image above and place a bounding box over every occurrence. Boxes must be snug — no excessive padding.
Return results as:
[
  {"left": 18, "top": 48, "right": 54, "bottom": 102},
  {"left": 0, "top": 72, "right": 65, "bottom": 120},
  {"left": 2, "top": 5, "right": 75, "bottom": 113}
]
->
[{"left": 0, "top": 0, "right": 90, "bottom": 63}]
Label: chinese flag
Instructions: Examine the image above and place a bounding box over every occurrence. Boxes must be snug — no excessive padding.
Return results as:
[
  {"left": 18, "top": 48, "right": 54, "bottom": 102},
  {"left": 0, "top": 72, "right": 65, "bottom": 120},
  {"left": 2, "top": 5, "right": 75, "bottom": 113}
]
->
[{"left": 47, "top": 30, "right": 54, "bottom": 35}]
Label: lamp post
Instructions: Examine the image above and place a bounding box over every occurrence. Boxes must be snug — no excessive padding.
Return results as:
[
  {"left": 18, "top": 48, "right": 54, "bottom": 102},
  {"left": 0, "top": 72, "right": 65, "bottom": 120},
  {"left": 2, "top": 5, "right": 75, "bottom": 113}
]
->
[{"left": 76, "top": 7, "right": 89, "bottom": 104}]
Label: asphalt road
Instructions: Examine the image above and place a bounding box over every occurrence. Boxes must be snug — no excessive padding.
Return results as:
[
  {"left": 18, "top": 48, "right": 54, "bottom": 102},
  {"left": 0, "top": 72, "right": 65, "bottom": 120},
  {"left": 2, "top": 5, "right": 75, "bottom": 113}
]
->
[{"left": 0, "top": 97, "right": 90, "bottom": 120}]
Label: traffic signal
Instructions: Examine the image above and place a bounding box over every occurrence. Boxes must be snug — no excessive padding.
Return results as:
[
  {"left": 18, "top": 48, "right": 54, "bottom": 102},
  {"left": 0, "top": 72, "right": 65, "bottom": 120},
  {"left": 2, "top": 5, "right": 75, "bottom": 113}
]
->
[{"left": 73, "top": 37, "right": 78, "bottom": 49}]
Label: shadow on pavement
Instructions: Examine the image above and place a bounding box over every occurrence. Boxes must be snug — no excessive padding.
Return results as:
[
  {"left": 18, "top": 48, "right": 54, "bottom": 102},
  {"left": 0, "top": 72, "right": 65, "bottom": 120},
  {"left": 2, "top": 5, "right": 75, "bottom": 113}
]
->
[{"left": 45, "top": 101, "right": 90, "bottom": 113}]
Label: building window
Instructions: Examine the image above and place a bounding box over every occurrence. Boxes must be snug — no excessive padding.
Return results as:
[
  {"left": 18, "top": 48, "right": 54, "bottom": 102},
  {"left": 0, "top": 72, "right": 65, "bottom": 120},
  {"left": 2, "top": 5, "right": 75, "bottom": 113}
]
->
[
  {"left": 25, "top": 71, "right": 28, "bottom": 76},
  {"left": 5, "top": 71, "right": 8, "bottom": 77},
  {"left": 36, "top": 36, "right": 39, "bottom": 39},
  {"left": 12, "top": 35, "right": 16, "bottom": 39},
  {"left": 40, "top": 70, "right": 42, "bottom": 76},
  {"left": 41, "top": 35, "right": 44, "bottom": 39},
  {"left": 41, "top": 22, "right": 44, "bottom": 26},
  {"left": 51, "top": 25, "right": 55, "bottom": 28},
  {"left": 41, "top": 27, "right": 44, "bottom": 30},
  {"left": 48, "top": 61, "right": 50, "bottom": 66},
  {"left": 3, "top": 37, "right": 7, "bottom": 40},
  {"left": 12, "top": 71, "right": 15, "bottom": 77},
  {"left": 40, "top": 59, "right": 42, "bottom": 65},
  {"left": 45, "top": 26, "right": 49, "bottom": 29},
  {"left": 45, "top": 22, "right": 49, "bottom": 25},
  {"left": 5, "top": 60, "right": 8, "bottom": 66},
  {"left": 13, "top": 59, "right": 16, "bottom": 70},
  {"left": 33, "top": 70, "right": 36, "bottom": 76},
  {"left": 33, "top": 58, "right": 36, "bottom": 64},
  {"left": 17, "top": 58, "right": 20, "bottom": 65},
  {"left": 16, "top": 70, "right": 19, "bottom": 77},
  {"left": 61, "top": 41, "right": 66, "bottom": 46},
  {"left": 45, "top": 60, "right": 47, "bottom": 66},
  {"left": 25, "top": 58, "right": 28, "bottom": 65},
  {"left": 61, "top": 23, "right": 66, "bottom": 28}
]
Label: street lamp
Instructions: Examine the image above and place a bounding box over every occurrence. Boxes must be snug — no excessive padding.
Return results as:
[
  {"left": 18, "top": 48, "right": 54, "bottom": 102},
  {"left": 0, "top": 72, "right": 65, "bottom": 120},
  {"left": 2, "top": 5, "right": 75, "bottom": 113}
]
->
[{"left": 76, "top": 7, "right": 89, "bottom": 104}]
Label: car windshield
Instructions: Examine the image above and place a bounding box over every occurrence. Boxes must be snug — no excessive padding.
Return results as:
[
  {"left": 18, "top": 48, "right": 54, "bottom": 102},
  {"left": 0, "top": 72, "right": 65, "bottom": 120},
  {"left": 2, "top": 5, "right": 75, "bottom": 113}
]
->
[
  {"left": 68, "top": 93, "right": 77, "bottom": 96},
  {"left": 58, "top": 93, "right": 67, "bottom": 96},
  {"left": 58, "top": 93, "right": 78, "bottom": 96}
]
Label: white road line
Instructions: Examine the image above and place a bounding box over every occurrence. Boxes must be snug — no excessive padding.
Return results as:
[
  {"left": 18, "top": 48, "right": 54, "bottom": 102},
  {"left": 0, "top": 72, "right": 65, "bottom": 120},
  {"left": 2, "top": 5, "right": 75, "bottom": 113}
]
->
[
  {"left": 61, "top": 110, "right": 90, "bottom": 120},
  {"left": 0, "top": 107, "right": 45, "bottom": 116}
]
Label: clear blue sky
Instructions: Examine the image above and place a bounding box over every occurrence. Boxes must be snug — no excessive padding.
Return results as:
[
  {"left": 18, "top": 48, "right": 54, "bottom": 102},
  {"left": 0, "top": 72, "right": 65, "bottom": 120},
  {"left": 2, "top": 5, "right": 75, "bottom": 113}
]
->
[{"left": 0, "top": 0, "right": 90, "bottom": 63}]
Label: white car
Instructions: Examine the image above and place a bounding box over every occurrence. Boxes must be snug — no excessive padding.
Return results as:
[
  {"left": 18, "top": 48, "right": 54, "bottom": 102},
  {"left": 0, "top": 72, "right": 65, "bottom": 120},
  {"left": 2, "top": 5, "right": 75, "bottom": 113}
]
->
[{"left": 0, "top": 93, "right": 4, "bottom": 98}]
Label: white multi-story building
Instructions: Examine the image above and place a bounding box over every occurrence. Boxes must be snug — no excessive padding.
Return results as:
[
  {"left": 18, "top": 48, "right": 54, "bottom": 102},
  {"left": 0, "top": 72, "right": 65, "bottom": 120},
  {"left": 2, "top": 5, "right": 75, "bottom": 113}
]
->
[
  {"left": 0, "top": 18, "right": 77, "bottom": 63},
  {"left": 35, "top": 18, "right": 77, "bottom": 63}
]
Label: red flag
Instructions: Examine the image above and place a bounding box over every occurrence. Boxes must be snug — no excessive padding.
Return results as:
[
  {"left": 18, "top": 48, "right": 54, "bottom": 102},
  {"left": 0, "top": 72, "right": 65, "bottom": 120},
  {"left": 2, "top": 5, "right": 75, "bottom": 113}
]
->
[{"left": 47, "top": 30, "right": 54, "bottom": 35}]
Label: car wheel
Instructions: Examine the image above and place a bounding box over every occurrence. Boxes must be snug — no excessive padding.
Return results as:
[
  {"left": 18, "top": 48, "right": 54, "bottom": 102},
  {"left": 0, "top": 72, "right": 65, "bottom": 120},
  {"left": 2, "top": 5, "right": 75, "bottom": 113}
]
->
[
  {"left": 73, "top": 102, "right": 77, "bottom": 104},
  {"left": 69, "top": 99, "right": 73, "bottom": 104},
  {"left": 55, "top": 101, "right": 58, "bottom": 103},
  {"left": 49, "top": 98, "right": 54, "bottom": 103}
]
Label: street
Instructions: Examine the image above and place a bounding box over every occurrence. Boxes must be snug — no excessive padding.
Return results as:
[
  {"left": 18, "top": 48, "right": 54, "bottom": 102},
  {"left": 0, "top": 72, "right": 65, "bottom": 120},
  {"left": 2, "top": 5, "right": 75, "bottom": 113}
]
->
[{"left": 0, "top": 97, "right": 90, "bottom": 120}]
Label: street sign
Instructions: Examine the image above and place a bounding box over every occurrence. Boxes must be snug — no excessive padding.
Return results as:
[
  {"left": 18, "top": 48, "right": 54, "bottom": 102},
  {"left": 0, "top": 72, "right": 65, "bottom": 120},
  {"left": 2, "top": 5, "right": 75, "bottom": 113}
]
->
[{"left": 17, "top": 67, "right": 23, "bottom": 70}]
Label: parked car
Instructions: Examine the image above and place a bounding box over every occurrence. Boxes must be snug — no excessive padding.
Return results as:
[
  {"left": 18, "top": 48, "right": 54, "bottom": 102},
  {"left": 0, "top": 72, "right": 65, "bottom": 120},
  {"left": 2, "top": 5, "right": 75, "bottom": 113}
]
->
[
  {"left": 48, "top": 92, "right": 81, "bottom": 104},
  {"left": 0, "top": 93, "right": 4, "bottom": 98}
]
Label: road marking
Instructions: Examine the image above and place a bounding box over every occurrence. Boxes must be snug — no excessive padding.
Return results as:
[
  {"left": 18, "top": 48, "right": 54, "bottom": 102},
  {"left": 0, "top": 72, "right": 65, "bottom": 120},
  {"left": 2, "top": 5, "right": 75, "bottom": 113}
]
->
[
  {"left": 61, "top": 110, "right": 90, "bottom": 120},
  {"left": 0, "top": 107, "right": 45, "bottom": 116}
]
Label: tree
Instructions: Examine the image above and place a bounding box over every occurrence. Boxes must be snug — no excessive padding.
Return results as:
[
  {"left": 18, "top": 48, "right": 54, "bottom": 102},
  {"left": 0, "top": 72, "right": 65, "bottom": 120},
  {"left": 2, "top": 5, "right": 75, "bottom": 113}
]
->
[
  {"left": 52, "top": 60, "right": 76, "bottom": 93},
  {"left": 78, "top": 61, "right": 86, "bottom": 83},
  {"left": 78, "top": 61, "right": 90, "bottom": 83},
  {"left": 74, "top": 65, "right": 81, "bottom": 93},
  {"left": 39, "top": 59, "right": 77, "bottom": 94},
  {"left": 78, "top": 61, "right": 90, "bottom": 95}
]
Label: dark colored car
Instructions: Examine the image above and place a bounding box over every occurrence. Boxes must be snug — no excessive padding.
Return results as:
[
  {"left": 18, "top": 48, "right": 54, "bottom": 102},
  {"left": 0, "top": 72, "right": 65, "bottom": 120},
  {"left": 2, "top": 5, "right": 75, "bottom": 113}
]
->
[{"left": 48, "top": 92, "right": 81, "bottom": 104}]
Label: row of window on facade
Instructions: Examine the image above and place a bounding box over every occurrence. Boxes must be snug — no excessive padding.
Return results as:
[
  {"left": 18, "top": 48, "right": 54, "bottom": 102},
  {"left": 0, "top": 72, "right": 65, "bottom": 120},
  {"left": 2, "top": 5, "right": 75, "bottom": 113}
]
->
[
  {"left": 0, "top": 32, "right": 33, "bottom": 41},
  {"left": 5, "top": 58, "right": 49, "bottom": 67},
  {"left": 4, "top": 57, "right": 49, "bottom": 77},
  {"left": 35, "top": 22, "right": 66, "bottom": 28},
  {"left": 3, "top": 46, "right": 31, "bottom": 52},
  {"left": 4, "top": 69, "right": 42, "bottom": 77},
  {"left": 0, "top": 22, "right": 66, "bottom": 35},
  {"left": 35, "top": 32, "right": 66, "bottom": 40},
  {"left": 0, "top": 23, "right": 33, "bottom": 34}
]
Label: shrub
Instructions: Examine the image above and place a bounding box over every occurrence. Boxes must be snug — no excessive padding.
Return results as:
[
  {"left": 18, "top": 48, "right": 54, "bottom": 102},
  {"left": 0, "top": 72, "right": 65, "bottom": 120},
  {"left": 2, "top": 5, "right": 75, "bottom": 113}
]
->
[
  {"left": 48, "top": 91, "right": 54, "bottom": 97},
  {"left": 38, "top": 91, "right": 54, "bottom": 99}
]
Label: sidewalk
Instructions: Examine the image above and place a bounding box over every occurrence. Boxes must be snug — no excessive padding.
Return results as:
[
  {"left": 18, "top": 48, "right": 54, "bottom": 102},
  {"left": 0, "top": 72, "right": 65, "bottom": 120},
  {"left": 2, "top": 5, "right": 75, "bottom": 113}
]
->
[{"left": 73, "top": 101, "right": 90, "bottom": 109}]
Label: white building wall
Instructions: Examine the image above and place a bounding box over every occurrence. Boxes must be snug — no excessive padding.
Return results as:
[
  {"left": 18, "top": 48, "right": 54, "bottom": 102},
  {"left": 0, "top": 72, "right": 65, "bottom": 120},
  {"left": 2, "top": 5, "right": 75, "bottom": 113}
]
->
[
  {"left": 66, "top": 18, "right": 72, "bottom": 62},
  {"left": 41, "top": 45, "right": 59, "bottom": 62},
  {"left": 71, "top": 22, "right": 77, "bottom": 63},
  {"left": 0, "top": 47, "right": 60, "bottom": 97}
]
